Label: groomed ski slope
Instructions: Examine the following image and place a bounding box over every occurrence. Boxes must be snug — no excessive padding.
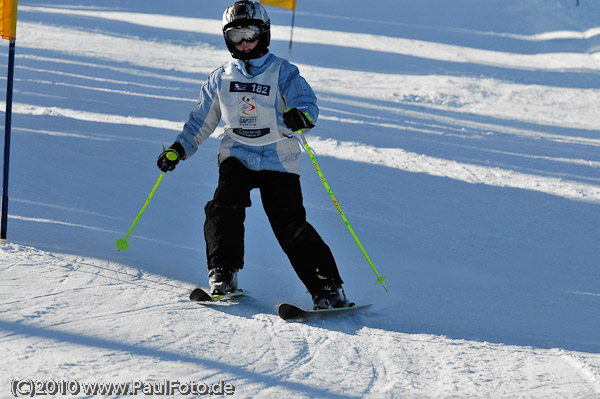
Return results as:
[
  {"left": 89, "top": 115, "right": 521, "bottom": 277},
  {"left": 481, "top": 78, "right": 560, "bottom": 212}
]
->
[{"left": 1, "top": 0, "right": 599, "bottom": 397}]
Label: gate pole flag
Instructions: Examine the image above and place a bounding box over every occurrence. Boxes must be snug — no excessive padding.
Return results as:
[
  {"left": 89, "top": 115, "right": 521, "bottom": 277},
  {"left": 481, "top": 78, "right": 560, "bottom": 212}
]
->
[
  {"left": 1, "top": 0, "right": 18, "bottom": 243},
  {"left": 259, "top": 0, "right": 297, "bottom": 53}
]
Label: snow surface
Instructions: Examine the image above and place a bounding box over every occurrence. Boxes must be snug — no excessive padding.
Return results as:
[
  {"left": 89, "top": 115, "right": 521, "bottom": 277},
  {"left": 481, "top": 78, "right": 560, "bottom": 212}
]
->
[{"left": 1, "top": 0, "right": 600, "bottom": 397}]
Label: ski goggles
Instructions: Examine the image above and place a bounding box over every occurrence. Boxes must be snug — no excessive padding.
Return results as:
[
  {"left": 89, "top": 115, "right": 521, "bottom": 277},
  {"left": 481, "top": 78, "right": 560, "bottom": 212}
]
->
[{"left": 224, "top": 25, "right": 261, "bottom": 45}]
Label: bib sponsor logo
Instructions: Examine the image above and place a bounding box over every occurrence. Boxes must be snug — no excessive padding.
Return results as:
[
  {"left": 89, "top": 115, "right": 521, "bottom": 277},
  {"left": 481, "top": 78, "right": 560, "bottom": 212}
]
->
[
  {"left": 239, "top": 95, "right": 257, "bottom": 127},
  {"left": 232, "top": 128, "right": 270, "bottom": 138}
]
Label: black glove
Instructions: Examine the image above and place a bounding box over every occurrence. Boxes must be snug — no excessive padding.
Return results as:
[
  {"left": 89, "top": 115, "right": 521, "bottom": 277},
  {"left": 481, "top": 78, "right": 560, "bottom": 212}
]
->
[
  {"left": 283, "top": 107, "right": 315, "bottom": 132},
  {"left": 157, "top": 142, "right": 184, "bottom": 172}
]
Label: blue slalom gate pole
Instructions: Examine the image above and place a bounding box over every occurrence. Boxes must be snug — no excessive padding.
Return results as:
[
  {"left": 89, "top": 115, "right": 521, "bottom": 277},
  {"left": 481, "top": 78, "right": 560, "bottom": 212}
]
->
[{"left": 1, "top": 38, "right": 16, "bottom": 243}]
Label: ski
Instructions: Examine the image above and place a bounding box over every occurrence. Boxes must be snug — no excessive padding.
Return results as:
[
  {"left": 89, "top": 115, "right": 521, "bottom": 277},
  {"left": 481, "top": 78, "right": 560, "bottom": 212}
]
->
[
  {"left": 189, "top": 288, "right": 250, "bottom": 302},
  {"left": 278, "top": 303, "right": 372, "bottom": 321}
]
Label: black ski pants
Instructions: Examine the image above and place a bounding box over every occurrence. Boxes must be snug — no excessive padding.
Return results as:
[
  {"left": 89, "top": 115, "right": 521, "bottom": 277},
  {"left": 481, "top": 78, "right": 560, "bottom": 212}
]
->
[{"left": 204, "top": 157, "right": 343, "bottom": 294}]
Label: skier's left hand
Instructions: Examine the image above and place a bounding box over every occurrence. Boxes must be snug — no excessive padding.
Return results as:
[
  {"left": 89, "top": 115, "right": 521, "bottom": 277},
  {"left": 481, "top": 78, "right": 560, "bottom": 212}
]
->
[{"left": 283, "top": 107, "right": 315, "bottom": 132}]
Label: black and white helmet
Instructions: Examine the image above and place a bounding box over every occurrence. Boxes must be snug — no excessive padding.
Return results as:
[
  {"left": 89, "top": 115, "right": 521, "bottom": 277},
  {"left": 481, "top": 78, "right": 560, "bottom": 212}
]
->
[{"left": 222, "top": 1, "right": 271, "bottom": 60}]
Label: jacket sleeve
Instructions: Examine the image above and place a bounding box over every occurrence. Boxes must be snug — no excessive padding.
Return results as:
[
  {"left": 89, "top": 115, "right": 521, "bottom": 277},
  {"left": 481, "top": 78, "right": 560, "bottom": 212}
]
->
[
  {"left": 173, "top": 68, "right": 223, "bottom": 159},
  {"left": 278, "top": 60, "right": 319, "bottom": 126}
]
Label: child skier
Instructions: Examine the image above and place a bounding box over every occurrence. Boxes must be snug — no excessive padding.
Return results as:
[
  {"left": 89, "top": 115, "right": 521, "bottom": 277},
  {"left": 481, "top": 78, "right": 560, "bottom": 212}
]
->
[{"left": 157, "top": 0, "right": 350, "bottom": 309}]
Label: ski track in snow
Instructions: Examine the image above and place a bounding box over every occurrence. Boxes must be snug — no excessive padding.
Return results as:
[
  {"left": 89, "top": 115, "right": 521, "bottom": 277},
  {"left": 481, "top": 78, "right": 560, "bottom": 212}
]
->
[
  {"left": 17, "top": 6, "right": 600, "bottom": 71},
  {"left": 13, "top": 20, "right": 600, "bottom": 131},
  {"left": 5, "top": 100, "right": 600, "bottom": 204},
  {"left": 2, "top": 245, "right": 600, "bottom": 398},
  {"left": 2, "top": 2, "right": 600, "bottom": 398}
]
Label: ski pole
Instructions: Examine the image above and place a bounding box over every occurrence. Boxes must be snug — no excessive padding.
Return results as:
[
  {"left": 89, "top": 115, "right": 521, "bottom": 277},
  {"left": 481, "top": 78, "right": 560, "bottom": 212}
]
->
[
  {"left": 297, "top": 131, "right": 388, "bottom": 292},
  {"left": 115, "top": 172, "right": 165, "bottom": 251}
]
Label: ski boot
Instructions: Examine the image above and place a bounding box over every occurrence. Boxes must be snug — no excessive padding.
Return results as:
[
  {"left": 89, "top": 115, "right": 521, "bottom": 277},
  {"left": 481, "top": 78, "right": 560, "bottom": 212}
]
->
[
  {"left": 312, "top": 283, "right": 351, "bottom": 310},
  {"left": 208, "top": 268, "right": 239, "bottom": 295}
]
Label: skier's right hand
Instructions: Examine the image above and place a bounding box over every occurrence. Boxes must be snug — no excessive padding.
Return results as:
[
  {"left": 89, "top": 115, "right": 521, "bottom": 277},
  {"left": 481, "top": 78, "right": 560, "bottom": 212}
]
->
[{"left": 157, "top": 143, "right": 184, "bottom": 172}]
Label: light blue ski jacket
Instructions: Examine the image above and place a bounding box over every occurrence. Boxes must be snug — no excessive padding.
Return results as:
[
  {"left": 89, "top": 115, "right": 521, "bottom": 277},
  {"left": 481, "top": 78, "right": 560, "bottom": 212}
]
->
[{"left": 173, "top": 53, "right": 318, "bottom": 175}]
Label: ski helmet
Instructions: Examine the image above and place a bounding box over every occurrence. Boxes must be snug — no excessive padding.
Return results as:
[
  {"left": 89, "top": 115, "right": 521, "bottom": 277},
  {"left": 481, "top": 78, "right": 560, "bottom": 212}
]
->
[{"left": 222, "top": 1, "right": 271, "bottom": 60}]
